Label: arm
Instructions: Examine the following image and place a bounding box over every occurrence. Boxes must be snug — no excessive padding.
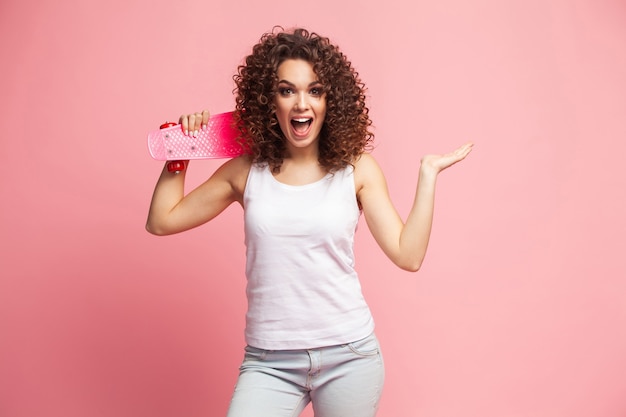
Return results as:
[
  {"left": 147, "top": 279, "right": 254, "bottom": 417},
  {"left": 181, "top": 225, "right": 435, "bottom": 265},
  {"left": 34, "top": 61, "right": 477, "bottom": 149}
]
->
[
  {"left": 355, "top": 142, "right": 473, "bottom": 272},
  {"left": 146, "top": 111, "right": 250, "bottom": 236}
]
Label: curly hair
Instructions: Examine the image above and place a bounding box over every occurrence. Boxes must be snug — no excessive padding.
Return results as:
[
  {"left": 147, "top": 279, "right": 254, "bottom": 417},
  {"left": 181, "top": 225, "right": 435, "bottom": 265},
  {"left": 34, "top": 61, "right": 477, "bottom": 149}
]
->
[{"left": 233, "top": 27, "right": 373, "bottom": 173}]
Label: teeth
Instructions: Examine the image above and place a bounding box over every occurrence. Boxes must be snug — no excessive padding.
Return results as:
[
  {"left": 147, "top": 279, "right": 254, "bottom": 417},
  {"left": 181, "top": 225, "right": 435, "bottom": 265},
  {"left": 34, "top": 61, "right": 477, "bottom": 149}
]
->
[{"left": 293, "top": 118, "right": 311, "bottom": 123}]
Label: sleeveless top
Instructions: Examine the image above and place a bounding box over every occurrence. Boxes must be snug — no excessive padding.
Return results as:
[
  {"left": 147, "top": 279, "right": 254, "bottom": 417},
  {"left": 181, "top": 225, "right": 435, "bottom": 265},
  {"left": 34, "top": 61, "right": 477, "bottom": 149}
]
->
[{"left": 242, "top": 163, "right": 375, "bottom": 350}]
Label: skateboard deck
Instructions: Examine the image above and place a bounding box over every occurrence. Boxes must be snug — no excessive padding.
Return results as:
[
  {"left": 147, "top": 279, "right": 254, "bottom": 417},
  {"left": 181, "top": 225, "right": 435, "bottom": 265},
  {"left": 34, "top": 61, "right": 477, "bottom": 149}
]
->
[{"left": 147, "top": 111, "right": 245, "bottom": 161}]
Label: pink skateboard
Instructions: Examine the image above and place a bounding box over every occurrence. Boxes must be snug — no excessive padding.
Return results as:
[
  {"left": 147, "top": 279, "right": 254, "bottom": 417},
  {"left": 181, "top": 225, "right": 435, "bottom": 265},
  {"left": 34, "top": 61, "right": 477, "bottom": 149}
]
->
[{"left": 147, "top": 111, "right": 245, "bottom": 172}]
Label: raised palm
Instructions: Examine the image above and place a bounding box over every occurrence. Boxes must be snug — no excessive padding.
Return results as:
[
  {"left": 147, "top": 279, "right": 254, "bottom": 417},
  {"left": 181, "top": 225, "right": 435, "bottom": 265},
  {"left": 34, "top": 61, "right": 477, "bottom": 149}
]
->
[{"left": 421, "top": 142, "right": 474, "bottom": 174}]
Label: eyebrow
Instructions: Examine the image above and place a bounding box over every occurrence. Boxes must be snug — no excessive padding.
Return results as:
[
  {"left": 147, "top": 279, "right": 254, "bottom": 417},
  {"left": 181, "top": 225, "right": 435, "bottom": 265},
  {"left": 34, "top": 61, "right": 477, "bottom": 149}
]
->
[{"left": 277, "top": 80, "right": 323, "bottom": 87}]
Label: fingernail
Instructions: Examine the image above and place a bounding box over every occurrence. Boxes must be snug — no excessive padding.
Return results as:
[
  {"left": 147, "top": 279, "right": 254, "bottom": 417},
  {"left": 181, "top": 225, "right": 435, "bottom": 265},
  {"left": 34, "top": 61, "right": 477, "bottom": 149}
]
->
[
  {"left": 193, "top": 130, "right": 198, "bottom": 137},
  {"left": 184, "top": 129, "right": 189, "bottom": 136}
]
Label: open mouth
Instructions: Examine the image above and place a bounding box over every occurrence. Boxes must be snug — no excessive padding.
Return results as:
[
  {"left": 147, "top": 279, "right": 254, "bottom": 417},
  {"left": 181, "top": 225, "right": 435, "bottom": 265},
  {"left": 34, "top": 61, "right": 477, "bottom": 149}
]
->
[{"left": 291, "top": 118, "right": 313, "bottom": 133}]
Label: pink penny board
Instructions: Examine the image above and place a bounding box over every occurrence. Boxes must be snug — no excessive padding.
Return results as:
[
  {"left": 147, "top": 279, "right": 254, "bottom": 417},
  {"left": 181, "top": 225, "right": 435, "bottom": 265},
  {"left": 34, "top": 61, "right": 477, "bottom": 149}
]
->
[{"left": 147, "top": 111, "right": 245, "bottom": 161}]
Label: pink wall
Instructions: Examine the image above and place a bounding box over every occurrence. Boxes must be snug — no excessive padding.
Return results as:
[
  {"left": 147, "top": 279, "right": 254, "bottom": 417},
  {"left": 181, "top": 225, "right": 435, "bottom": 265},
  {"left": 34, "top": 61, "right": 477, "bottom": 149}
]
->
[{"left": 1, "top": 0, "right": 625, "bottom": 416}]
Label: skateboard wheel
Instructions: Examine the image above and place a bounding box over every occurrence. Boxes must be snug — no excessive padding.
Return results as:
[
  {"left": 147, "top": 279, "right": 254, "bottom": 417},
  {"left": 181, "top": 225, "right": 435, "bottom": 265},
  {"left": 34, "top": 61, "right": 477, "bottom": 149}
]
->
[{"left": 167, "top": 161, "right": 186, "bottom": 173}]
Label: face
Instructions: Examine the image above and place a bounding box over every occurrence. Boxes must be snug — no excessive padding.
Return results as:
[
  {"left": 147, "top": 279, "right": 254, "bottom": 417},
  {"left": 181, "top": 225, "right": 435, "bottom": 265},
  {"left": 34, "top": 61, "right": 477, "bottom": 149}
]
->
[{"left": 274, "top": 59, "right": 327, "bottom": 152}]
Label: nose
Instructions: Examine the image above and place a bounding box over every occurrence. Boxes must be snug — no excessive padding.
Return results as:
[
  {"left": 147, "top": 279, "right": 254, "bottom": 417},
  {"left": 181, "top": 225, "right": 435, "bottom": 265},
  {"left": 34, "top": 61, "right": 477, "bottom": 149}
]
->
[{"left": 294, "top": 92, "right": 309, "bottom": 111}]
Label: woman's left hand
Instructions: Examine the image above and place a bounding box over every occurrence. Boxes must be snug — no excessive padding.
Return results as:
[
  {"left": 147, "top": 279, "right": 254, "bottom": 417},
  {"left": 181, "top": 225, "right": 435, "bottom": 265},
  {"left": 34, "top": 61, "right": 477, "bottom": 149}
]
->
[{"left": 420, "top": 142, "right": 474, "bottom": 174}]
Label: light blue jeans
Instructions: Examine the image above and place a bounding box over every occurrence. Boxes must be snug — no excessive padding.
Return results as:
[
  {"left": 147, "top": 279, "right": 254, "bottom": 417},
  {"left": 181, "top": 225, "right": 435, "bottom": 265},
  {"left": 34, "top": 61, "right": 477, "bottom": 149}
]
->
[{"left": 226, "top": 332, "right": 384, "bottom": 417}]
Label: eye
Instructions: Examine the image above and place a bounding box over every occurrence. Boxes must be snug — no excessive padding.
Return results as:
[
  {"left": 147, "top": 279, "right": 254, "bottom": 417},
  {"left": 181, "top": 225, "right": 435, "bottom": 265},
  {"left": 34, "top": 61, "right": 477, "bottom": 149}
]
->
[
  {"left": 310, "top": 86, "right": 323, "bottom": 96},
  {"left": 278, "top": 87, "right": 293, "bottom": 96}
]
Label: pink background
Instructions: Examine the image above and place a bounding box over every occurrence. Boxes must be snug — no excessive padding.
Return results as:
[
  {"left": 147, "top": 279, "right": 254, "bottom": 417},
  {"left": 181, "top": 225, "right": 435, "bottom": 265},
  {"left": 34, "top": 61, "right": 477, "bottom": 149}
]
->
[{"left": 1, "top": 0, "right": 625, "bottom": 416}]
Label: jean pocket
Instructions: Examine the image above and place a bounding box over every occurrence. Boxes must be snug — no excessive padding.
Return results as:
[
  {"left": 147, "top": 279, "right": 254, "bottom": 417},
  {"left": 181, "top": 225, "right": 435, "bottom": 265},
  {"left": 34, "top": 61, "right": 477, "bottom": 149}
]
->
[{"left": 346, "top": 333, "right": 380, "bottom": 356}]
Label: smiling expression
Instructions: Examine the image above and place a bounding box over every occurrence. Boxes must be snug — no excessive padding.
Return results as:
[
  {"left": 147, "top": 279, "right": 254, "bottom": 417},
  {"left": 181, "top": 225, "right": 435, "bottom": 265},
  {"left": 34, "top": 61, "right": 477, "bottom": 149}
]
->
[{"left": 274, "top": 59, "right": 327, "bottom": 153}]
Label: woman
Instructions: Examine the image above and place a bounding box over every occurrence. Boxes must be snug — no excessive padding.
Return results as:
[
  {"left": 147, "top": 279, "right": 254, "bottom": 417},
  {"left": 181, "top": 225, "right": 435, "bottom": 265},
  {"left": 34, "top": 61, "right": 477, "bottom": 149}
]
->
[{"left": 147, "top": 27, "right": 472, "bottom": 417}]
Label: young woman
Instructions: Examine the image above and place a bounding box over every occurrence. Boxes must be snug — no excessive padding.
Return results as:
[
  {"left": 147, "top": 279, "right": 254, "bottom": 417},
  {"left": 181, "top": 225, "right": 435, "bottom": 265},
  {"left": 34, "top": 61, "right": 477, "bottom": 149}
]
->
[{"left": 147, "top": 27, "right": 472, "bottom": 417}]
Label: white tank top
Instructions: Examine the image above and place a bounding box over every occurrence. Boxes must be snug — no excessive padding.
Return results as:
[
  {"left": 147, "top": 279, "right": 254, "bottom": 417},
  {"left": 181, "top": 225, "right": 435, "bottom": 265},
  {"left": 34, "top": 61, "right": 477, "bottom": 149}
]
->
[{"left": 243, "top": 163, "right": 375, "bottom": 349}]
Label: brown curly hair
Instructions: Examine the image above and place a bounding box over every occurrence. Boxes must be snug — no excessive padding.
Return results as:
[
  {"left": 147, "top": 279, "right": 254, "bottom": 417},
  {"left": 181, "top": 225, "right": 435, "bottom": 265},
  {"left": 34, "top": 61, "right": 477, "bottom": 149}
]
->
[{"left": 233, "top": 27, "right": 373, "bottom": 173}]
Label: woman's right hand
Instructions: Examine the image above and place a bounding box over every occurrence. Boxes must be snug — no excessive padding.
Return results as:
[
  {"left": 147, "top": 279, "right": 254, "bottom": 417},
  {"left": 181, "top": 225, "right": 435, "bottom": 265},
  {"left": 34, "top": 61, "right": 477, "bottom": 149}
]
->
[{"left": 179, "top": 110, "right": 210, "bottom": 137}]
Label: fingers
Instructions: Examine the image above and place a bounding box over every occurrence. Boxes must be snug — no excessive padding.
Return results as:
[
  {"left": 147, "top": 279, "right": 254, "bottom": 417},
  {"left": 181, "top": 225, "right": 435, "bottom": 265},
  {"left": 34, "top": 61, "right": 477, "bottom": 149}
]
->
[
  {"left": 201, "top": 110, "right": 210, "bottom": 129},
  {"left": 421, "top": 142, "right": 474, "bottom": 173},
  {"left": 452, "top": 142, "right": 474, "bottom": 160},
  {"left": 447, "top": 142, "right": 473, "bottom": 167},
  {"left": 179, "top": 110, "right": 210, "bottom": 137}
]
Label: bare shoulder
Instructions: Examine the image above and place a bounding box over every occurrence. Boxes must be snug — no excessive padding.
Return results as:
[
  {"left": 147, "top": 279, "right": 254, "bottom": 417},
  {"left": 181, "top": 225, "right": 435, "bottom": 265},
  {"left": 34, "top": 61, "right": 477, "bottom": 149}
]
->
[
  {"left": 354, "top": 152, "right": 383, "bottom": 172},
  {"left": 353, "top": 152, "right": 385, "bottom": 193},
  {"left": 215, "top": 155, "right": 252, "bottom": 198}
]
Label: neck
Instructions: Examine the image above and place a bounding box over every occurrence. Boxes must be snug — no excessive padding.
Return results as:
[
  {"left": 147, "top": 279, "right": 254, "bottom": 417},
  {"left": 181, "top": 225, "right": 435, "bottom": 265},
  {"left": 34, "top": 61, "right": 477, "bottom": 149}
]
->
[{"left": 284, "top": 142, "right": 320, "bottom": 163}]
